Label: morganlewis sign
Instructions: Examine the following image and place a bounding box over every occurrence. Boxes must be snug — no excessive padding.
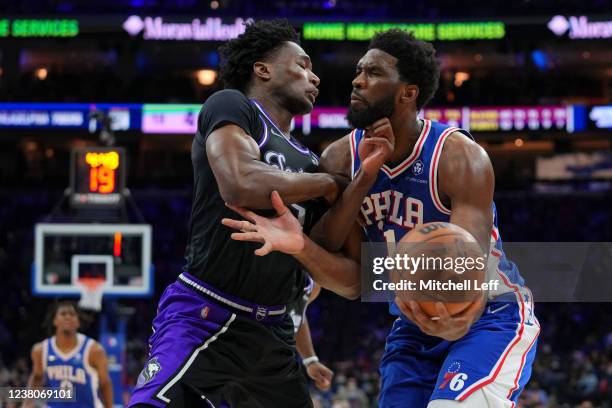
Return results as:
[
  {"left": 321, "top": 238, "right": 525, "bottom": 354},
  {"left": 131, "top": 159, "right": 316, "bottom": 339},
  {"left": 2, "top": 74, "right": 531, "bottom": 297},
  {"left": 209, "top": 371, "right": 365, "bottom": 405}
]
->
[
  {"left": 547, "top": 15, "right": 612, "bottom": 39},
  {"left": 122, "top": 16, "right": 251, "bottom": 41}
]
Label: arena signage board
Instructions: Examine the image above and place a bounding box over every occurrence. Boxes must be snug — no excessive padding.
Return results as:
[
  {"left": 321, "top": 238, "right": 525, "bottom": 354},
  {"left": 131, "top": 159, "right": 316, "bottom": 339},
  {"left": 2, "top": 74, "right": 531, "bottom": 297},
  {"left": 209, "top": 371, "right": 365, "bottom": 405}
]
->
[
  {"left": 302, "top": 21, "right": 505, "bottom": 41},
  {"left": 296, "top": 106, "right": 568, "bottom": 134},
  {"left": 588, "top": 105, "right": 612, "bottom": 129},
  {"left": 466, "top": 106, "right": 569, "bottom": 132},
  {"left": 122, "top": 15, "right": 251, "bottom": 41},
  {"left": 536, "top": 152, "right": 612, "bottom": 180},
  {"left": 141, "top": 104, "right": 200, "bottom": 133},
  {"left": 0, "top": 103, "right": 140, "bottom": 131},
  {"left": 0, "top": 103, "right": 589, "bottom": 134},
  {"left": 0, "top": 19, "right": 79, "bottom": 37},
  {"left": 547, "top": 15, "right": 612, "bottom": 39}
]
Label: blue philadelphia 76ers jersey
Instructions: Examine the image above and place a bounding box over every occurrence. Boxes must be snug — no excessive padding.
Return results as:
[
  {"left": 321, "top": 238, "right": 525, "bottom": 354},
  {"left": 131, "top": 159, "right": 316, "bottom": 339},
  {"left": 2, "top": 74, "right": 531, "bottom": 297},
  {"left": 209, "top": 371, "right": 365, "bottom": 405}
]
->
[
  {"left": 42, "top": 333, "right": 103, "bottom": 408},
  {"left": 350, "top": 119, "right": 526, "bottom": 315}
]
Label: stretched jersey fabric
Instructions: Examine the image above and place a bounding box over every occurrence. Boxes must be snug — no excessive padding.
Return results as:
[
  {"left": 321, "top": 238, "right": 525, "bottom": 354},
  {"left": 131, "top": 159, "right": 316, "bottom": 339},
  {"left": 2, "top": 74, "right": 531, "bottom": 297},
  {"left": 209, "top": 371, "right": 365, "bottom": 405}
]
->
[
  {"left": 349, "top": 119, "right": 527, "bottom": 316},
  {"left": 42, "top": 333, "right": 102, "bottom": 408}
]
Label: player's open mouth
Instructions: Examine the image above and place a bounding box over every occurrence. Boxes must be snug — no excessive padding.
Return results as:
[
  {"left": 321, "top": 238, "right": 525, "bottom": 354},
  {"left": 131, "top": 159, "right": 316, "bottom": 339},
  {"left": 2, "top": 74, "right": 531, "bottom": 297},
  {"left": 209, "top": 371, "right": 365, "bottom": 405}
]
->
[{"left": 306, "top": 91, "right": 318, "bottom": 103}]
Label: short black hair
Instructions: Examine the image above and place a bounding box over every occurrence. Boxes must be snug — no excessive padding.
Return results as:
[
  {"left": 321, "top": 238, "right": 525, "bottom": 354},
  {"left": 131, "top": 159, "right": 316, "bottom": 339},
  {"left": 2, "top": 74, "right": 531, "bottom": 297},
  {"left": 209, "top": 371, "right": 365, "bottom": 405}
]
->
[
  {"left": 43, "top": 300, "right": 84, "bottom": 336},
  {"left": 368, "top": 29, "right": 440, "bottom": 110},
  {"left": 219, "top": 19, "right": 300, "bottom": 93}
]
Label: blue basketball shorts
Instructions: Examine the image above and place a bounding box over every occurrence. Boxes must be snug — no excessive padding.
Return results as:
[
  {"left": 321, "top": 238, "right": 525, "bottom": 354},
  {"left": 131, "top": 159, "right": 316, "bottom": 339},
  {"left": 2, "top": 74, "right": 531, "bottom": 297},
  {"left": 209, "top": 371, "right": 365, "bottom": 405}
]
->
[{"left": 379, "top": 288, "right": 540, "bottom": 408}]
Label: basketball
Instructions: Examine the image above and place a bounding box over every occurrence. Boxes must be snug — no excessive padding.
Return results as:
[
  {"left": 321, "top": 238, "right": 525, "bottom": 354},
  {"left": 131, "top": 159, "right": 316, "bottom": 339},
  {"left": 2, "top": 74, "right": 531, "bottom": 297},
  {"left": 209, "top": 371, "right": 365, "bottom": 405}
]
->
[{"left": 391, "top": 222, "right": 486, "bottom": 318}]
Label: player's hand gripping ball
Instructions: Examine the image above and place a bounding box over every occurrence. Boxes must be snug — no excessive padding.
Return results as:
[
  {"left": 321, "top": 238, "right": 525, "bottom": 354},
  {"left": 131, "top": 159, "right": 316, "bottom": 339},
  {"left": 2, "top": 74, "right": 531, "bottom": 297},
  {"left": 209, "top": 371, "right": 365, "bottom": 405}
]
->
[{"left": 391, "top": 222, "right": 486, "bottom": 318}]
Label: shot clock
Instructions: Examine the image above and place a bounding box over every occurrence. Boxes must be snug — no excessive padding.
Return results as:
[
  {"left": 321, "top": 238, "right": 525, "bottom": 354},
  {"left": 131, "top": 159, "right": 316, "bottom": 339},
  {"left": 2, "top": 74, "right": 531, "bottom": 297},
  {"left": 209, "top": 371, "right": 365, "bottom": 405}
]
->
[{"left": 70, "top": 147, "right": 126, "bottom": 207}]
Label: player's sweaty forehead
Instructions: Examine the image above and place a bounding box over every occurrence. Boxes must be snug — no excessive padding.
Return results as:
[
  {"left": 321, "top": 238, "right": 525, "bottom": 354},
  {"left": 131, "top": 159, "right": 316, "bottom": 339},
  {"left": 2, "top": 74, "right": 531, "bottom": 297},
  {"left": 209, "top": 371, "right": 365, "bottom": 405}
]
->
[
  {"left": 356, "top": 49, "right": 399, "bottom": 75},
  {"left": 270, "top": 41, "right": 312, "bottom": 68}
]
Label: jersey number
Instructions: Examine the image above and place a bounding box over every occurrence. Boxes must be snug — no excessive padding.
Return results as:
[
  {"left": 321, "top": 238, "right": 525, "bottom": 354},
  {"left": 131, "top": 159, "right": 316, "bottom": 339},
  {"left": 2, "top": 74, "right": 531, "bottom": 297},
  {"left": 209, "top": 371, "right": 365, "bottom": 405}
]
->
[
  {"left": 383, "top": 229, "right": 396, "bottom": 243},
  {"left": 383, "top": 229, "right": 398, "bottom": 257},
  {"left": 449, "top": 373, "right": 468, "bottom": 391}
]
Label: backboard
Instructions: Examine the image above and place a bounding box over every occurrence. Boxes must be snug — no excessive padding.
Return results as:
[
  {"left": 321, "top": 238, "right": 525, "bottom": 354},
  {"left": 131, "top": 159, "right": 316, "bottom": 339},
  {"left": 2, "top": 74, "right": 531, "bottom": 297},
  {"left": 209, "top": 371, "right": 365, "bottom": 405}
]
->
[{"left": 33, "top": 223, "right": 153, "bottom": 297}]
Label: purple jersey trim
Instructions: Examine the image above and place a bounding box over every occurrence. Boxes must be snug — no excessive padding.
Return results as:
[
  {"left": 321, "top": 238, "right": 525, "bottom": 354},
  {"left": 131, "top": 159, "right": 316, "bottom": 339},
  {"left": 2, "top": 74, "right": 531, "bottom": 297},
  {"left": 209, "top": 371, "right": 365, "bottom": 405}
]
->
[{"left": 250, "top": 99, "right": 312, "bottom": 155}]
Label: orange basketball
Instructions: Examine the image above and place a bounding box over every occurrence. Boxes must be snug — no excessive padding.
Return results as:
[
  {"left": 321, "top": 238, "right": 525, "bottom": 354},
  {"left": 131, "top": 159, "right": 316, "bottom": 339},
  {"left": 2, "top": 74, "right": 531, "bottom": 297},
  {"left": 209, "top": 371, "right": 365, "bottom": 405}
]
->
[{"left": 390, "top": 222, "right": 486, "bottom": 319}]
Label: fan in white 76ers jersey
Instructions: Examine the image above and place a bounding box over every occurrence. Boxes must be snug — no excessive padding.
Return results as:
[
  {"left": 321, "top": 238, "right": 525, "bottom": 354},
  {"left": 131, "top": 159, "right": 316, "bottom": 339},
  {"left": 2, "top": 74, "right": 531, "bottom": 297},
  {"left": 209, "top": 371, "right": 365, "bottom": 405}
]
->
[
  {"left": 25, "top": 301, "right": 112, "bottom": 408},
  {"left": 222, "top": 29, "right": 540, "bottom": 408}
]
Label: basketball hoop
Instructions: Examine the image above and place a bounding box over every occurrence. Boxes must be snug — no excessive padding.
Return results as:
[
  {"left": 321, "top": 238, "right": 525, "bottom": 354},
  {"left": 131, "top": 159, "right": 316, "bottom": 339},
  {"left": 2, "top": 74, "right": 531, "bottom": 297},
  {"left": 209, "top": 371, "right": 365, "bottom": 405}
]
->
[{"left": 77, "top": 277, "right": 105, "bottom": 312}]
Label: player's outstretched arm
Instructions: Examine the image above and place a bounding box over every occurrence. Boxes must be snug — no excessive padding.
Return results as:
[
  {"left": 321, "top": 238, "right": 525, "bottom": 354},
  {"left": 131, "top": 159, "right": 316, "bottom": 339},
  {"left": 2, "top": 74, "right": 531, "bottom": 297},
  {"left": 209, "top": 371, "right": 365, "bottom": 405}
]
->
[
  {"left": 207, "top": 124, "right": 339, "bottom": 209},
  {"left": 89, "top": 342, "right": 113, "bottom": 408},
  {"left": 222, "top": 191, "right": 362, "bottom": 299},
  {"left": 311, "top": 118, "right": 395, "bottom": 251}
]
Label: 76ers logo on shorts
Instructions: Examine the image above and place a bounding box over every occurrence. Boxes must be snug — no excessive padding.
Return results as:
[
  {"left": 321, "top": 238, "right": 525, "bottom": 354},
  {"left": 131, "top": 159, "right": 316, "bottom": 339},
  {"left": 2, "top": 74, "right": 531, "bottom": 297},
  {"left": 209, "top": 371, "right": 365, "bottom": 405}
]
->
[
  {"left": 137, "top": 356, "right": 162, "bottom": 387},
  {"left": 439, "top": 361, "right": 468, "bottom": 391}
]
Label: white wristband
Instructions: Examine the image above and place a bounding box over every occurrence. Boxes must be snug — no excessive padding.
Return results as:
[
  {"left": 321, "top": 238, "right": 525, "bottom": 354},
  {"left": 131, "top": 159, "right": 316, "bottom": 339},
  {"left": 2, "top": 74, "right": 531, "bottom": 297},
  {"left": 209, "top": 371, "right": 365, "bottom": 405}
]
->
[{"left": 302, "top": 356, "right": 319, "bottom": 366}]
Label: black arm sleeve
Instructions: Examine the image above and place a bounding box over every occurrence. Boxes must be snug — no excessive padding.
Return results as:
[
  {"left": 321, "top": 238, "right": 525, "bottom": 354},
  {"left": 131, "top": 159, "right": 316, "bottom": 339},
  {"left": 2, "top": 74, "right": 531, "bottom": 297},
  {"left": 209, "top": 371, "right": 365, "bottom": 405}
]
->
[{"left": 196, "top": 89, "right": 264, "bottom": 144}]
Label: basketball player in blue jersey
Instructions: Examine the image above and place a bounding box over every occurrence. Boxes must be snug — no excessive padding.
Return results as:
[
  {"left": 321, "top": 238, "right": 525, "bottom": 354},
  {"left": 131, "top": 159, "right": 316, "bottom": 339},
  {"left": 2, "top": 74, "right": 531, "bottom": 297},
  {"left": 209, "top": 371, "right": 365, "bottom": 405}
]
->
[
  {"left": 223, "top": 29, "right": 540, "bottom": 408},
  {"left": 26, "top": 301, "right": 112, "bottom": 408}
]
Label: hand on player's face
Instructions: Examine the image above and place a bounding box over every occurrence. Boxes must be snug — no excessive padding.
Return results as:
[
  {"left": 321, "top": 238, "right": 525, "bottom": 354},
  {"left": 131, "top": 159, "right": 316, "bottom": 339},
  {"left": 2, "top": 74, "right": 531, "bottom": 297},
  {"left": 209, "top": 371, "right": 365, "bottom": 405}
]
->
[
  {"left": 221, "top": 191, "right": 305, "bottom": 256},
  {"left": 358, "top": 117, "right": 395, "bottom": 179},
  {"left": 394, "top": 296, "right": 485, "bottom": 341},
  {"left": 306, "top": 361, "right": 334, "bottom": 391}
]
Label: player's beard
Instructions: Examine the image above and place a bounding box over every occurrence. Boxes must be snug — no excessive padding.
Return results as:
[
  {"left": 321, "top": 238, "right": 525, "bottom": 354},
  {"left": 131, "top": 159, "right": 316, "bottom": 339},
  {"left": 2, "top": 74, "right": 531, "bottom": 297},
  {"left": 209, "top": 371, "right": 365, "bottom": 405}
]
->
[{"left": 347, "top": 94, "right": 395, "bottom": 129}]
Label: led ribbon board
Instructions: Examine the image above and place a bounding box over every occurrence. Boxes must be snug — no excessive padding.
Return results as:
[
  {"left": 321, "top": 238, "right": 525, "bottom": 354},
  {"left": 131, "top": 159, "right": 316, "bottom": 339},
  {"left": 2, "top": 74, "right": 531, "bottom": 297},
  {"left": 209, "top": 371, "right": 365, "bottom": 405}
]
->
[
  {"left": 141, "top": 104, "right": 200, "bottom": 134},
  {"left": 0, "top": 19, "right": 79, "bottom": 37},
  {"left": 303, "top": 21, "right": 505, "bottom": 41},
  {"left": 0, "top": 103, "right": 140, "bottom": 131},
  {"left": 296, "top": 106, "right": 570, "bottom": 134}
]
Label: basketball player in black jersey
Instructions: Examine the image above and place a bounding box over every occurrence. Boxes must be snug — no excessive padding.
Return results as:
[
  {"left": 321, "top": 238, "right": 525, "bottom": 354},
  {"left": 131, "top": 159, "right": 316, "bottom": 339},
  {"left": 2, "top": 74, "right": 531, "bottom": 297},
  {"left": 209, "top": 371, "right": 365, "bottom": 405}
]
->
[{"left": 129, "top": 20, "right": 360, "bottom": 408}]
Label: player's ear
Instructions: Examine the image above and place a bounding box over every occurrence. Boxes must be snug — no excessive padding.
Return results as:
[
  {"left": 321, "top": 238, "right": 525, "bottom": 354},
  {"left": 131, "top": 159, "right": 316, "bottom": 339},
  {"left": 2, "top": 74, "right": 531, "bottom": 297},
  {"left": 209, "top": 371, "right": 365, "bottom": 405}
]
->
[
  {"left": 253, "top": 61, "right": 272, "bottom": 82},
  {"left": 399, "top": 84, "right": 419, "bottom": 105}
]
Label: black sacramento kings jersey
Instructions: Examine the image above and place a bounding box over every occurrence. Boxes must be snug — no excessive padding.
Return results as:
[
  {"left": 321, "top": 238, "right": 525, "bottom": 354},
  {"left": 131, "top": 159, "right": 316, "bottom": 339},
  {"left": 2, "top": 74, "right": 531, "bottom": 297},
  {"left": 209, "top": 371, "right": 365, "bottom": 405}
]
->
[{"left": 184, "top": 90, "right": 323, "bottom": 305}]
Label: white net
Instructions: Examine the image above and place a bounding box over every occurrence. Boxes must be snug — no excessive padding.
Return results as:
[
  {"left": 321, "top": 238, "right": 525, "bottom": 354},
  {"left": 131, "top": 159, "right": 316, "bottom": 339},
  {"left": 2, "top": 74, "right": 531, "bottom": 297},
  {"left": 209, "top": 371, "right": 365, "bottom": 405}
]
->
[{"left": 77, "top": 279, "right": 105, "bottom": 312}]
